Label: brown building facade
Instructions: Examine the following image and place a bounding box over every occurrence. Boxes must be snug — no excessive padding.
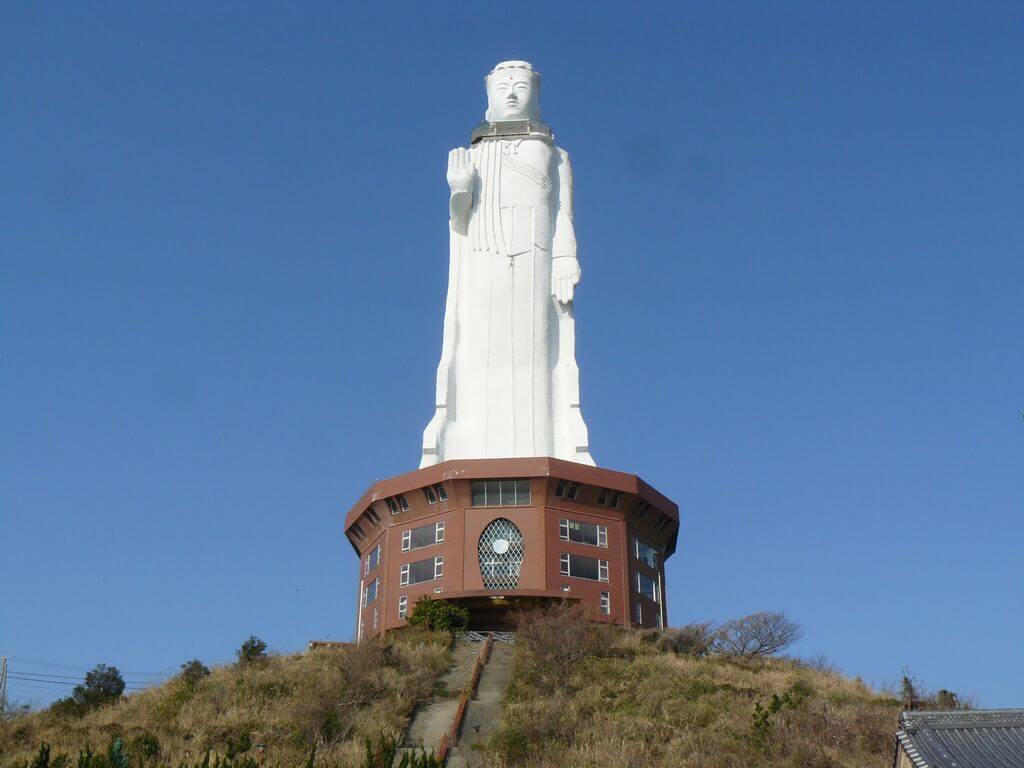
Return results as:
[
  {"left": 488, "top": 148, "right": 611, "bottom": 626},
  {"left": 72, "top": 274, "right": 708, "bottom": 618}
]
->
[{"left": 343, "top": 457, "right": 679, "bottom": 640}]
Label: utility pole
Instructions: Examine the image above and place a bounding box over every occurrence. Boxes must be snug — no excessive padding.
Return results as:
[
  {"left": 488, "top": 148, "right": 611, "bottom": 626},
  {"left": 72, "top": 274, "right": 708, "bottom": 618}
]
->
[{"left": 0, "top": 656, "right": 8, "bottom": 719}]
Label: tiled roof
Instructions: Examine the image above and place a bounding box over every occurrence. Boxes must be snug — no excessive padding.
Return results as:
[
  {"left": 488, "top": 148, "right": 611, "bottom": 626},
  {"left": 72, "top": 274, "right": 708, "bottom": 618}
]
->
[{"left": 896, "top": 709, "right": 1024, "bottom": 768}]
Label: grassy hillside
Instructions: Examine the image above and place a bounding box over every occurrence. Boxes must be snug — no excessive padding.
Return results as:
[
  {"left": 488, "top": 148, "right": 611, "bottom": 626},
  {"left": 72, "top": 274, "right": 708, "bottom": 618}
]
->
[
  {"left": 0, "top": 632, "right": 451, "bottom": 767},
  {"left": 2, "top": 612, "right": 915, "bottom": 768},
  {"left": 478, "top": 608, "right": 903, "bottom": 768}
]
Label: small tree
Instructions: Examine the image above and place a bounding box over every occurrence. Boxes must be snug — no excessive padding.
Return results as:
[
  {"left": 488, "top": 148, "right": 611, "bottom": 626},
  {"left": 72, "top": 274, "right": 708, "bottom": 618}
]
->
[
  {"left": 237, "top": 636, "right": 268, "bottom": 666},
  {"left": 407, "top": 597, "right": 469, "bottom": 632},
  {"left": 50, "top": 664, "right": 125, "bottom": 717},
  {"left": 179, "top": 659, "right": 211, "bottom": 686},
  {"left": 713, "top": 612, "right": 802, "bottom": 659}
]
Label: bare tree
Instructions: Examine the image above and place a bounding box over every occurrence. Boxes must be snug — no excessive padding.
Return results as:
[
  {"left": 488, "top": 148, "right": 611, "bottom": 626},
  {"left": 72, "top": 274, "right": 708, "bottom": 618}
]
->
[{"left": 712, "top": 612, "right": 802, "bottom": 658}]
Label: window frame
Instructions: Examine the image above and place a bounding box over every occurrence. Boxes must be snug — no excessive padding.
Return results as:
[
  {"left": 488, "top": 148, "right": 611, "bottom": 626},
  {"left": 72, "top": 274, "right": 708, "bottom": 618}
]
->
[
  {"left": 560, "top": 552, "right": 609, "bottom": 582},
  {"left": 398, "top": 594, "right": 408, "bottom": 619},
  {"left": 363, "top": 577, "right": 379, "bottom": 607},
  {"left": 364, "top": 544, "right": 381, "bottom": 575},
  {"left": 600, "top": 591, "right": 610, "bottom": 615},
  {"left": 470, "top": 478, "right": 532, "bottom": 507},
  {"left": 634, "top": 536, "right": 658, "bottom": 569},
  {"left": 636, "top": 571, "right": 659, "bottom": 603},
  {"left": 559, "top": 518, "right": 608, "bottom": 548},
  {"left": 402, "top": 520, "right": 445, "bottom": 552}
]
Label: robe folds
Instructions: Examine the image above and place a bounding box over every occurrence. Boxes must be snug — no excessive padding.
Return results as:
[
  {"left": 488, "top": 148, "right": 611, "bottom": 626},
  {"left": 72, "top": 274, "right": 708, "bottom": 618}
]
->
[{"left": 421, "top": 135, "right": 594, "bottom": 468}]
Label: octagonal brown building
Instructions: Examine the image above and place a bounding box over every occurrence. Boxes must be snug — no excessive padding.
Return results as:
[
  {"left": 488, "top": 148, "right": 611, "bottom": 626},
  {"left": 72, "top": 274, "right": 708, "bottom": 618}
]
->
[{"left": 344, "top": 457, "right": 678, "bottom": 640}]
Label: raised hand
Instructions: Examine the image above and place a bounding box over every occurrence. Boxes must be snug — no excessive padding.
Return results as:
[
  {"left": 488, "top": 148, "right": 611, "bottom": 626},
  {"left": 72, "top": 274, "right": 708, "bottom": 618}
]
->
[{"left": 446, "top": 147, "right": 475, "bottom": 195}]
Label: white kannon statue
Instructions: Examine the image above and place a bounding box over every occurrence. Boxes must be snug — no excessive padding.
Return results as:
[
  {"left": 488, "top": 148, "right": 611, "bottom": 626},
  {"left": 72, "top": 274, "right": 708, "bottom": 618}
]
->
[{"left": 420, "top": 61, "right": 595, "bottom": 468}]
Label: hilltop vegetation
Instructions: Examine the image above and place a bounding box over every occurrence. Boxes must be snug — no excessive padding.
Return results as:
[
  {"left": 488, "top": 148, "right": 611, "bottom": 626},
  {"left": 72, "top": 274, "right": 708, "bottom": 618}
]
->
[
  {"left": 0, "top": 632, "right": 450, "bottom": 767},
  {"left": 481, "top": 606, "right": 902, "bottom": 768},
  {"left": 1, "top": 607, "right": 964, "bottom": 768}
]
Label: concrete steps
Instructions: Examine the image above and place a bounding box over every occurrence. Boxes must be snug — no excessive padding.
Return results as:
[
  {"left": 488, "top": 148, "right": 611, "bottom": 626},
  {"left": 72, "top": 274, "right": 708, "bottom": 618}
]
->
[
  {"left": 394, "top": 641, "right": 480, "bottom": 765},
  {"left": 395, "top": 637, "right": 515, "bottom": 767},
  {"left": 446, "top": 643, "right": 515, "bottom": 767}
]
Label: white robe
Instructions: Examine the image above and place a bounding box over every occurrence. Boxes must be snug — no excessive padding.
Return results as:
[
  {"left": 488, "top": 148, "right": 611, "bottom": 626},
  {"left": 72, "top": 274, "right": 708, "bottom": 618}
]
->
[{"left": 421, "top": 136, "right": 594, "bottom": 467}]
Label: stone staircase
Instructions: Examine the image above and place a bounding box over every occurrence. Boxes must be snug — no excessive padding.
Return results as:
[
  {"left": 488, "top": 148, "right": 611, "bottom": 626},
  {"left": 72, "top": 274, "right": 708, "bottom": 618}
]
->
[
  {"left": 445, "top": 642, "right": 514, "bottom": 767},
  {"left": 394, "top": 635, "right": 515, "bottom": 767},
  {"left": 393, "top": 641, "right": 480, "bottom": 765}
]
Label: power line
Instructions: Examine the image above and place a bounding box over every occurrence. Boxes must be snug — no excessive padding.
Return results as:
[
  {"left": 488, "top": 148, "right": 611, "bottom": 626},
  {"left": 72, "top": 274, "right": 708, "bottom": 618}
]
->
[
  {"left": 7, "top": 675, "right": 152, "bottom": 690},
  {"left": 10, "top": 670, "right": 165, "bottom": 686},
  {"left": 9, "top": 656, "right": 173, "bottom": 677}
]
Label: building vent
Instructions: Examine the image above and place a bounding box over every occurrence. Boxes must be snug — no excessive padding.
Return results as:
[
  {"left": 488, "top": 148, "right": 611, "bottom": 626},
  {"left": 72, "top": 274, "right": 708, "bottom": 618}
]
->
[{"left": 478, "top": 518, "right": 525, "bottom": 590}]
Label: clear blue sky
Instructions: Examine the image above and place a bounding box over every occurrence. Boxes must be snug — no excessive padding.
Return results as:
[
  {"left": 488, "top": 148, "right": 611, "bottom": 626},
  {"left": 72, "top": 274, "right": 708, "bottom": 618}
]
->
[{"left": 2, "top": 2, "right": 1021, "bottom": 708}]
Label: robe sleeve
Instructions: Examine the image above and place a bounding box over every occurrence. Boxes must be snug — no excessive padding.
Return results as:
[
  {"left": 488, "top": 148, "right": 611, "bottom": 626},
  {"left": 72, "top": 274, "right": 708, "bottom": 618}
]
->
[{"left": 552, "top": 147, "right": 578, "bottom": 260}]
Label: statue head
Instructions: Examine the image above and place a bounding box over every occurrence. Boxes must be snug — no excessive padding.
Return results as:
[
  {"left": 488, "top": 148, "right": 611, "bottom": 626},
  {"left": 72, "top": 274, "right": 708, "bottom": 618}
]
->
[{"left": 484, "top": 60, "right": 540, "bottom": 123}]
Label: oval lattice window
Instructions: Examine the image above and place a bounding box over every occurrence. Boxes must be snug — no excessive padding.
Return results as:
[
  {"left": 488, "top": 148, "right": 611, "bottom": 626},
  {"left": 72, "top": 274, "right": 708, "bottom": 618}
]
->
[{"left": 478, "top": 518, "right": 525, "bottom": 590}]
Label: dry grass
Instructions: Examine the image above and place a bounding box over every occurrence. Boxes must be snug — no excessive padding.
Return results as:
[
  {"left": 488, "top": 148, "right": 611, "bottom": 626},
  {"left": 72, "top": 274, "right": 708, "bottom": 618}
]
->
[
  {"left": 0, "top": 631, "right": 451, "bottom": 768},
  {"left": 482, "top": 618, "right": 901, "bottom": 768}
]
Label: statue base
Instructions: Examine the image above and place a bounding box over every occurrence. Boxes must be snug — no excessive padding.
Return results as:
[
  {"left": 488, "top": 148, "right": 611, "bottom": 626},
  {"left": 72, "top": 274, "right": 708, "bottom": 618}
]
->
[{"left": 343, "top": 457, "right": 678, "bottom": 641}]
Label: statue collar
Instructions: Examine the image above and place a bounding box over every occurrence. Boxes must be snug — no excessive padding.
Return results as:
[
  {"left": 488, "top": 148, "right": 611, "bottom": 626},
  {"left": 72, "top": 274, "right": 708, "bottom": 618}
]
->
[{"left": 470, "top": 119, "right": 553, "bottom": 144}]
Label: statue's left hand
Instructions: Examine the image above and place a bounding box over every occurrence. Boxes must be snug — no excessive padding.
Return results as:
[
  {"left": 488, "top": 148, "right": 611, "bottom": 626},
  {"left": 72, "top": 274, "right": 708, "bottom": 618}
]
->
[{"left": 552, "top": 256, "right": 581, "bottom": 304}]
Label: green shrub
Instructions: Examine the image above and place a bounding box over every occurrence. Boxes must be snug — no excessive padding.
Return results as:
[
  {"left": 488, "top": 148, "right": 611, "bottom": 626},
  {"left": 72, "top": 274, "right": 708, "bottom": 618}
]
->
[
  {"left": 236, "top": 637, "right": 268, "bottom": 666},
  {"left": 178, "top": 659, "right": 211, "bottom": 686},
  {"left": 49, "top": 665, "right": 126, "bottom": 718},
  {"left": 406, "top": 597, "right": 469, "bottom": 633}
]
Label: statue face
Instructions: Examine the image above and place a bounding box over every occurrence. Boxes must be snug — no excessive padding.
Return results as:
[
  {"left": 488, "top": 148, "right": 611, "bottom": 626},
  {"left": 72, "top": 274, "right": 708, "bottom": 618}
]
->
[{"left": 485, "top": 68, "right": 538, "bottom": 122}]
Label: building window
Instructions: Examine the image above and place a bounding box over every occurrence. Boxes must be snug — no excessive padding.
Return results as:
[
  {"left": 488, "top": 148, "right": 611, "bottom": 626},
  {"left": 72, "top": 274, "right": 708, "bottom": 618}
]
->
[
  {"left": 554, "top": 480, "right": 581, "bottom": 501},
  {"left": 364, "top": 544, "right": 381, "bottom": 575},
  {"left": 561, "top": 584, "right": 571, "bottom": 592},
  {"left": 600, "top": 591, "right": 610, "bottom": 615},
  {"left": 398, "top": 595, "right": 408, "bottom": 619},
  {"left": 363, "top": 578, "right": 379, "bottom": 607},
  {"left": 633, "top": 601, "right": 643, "bottom": 625},
  {"left": 372, "top": 606, "right": 378, "bottom": 631},
  {"left": 365, "top": 507, "right": 381, "bottom": 525},
  {"left": 351, "top": 523, "right": 365, "bottom": 539},
  {"left": 401, "top": 556, "right": 442, "bottom": 586},
  {"left": 398, "top": 494, "right": 410, "bottom": 512},
  {"left": 559, "top": 518, "right": 607, "bottom": 547},
  {"left": 402, "top": 521, "right": 445, "bottom": 552},
  {"left": 634, "top": 537, "right": 658, "bottom": 569},
  {"left": 597, "top": 489, "right": 621, "bottom": 509},
  {"left": 560, "top": 553, "right": 609, "bottom": 582},
  {"left": 470, "top": 479, "right": 531, "bottom": 507},
  {"left": 434, "top": 586, "right": 443, "bottom": 593},
  {"left": 423, "top": 484, "right": 447, "bottom": 504},
  {"left": 386, "top": 498, "right": 399, "bottom": 515},
  {"left": 637, "top": 571, "right": 659, "bottom": 603}
]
